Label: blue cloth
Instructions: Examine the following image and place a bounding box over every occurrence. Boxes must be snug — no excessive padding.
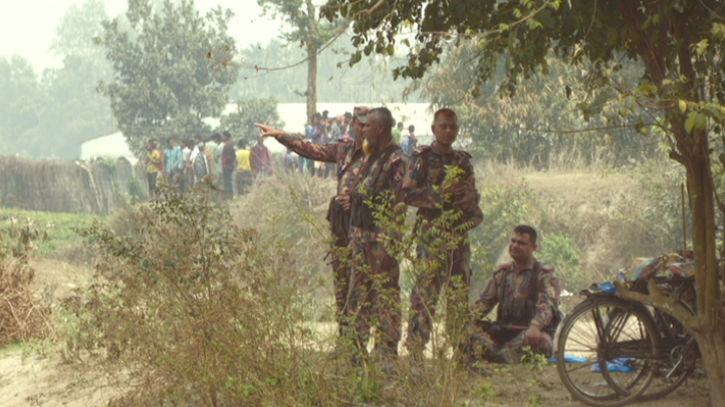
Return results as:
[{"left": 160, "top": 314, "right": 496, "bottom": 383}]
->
[
  {"left": 591, "top": 358, "right": 634, "bottom": 373},
  {"left": 164, "top": 146, "right": 182, "bottom": 173},
  {"left": 549, "top": 354, "right": 589, "bottom": 363}
]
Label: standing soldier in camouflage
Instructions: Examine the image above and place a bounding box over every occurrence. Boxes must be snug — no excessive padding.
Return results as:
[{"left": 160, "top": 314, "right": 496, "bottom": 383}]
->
[
  {"left": 468, "top": 225, "right": 561, "bottom": 365},
  {"left": 255, "top": 107, "right": 368, "bottom": 345},
  {"left": 348, "top": 107, "right": 407, "bottom": 363},
  {"left": 403, "top": 108, "right": 484, "bottom": 362}
]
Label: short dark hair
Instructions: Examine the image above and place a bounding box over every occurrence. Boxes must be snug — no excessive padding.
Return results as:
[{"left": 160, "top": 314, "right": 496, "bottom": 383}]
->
[
  {"left": 513, "top": 225, "right": 538, "bottom": 244},
  {"left": 222, "top": 130, "right": 231, "bottom": 139},
  {"left": 433, "top": 108, "right": 458, "bottom": 122},
  {"left": 408, "top": 125, "right": 415, "bottom": 132},
  {"left": 238, "top": 139, "right": 247, "bottom": 148},
  {"left": 397, "top": 121, "right": 404, "bottom": 127},
  {"left": 369, "top": 107, "right": 395, "bottom": 130},
  {"left": 344, "top": 111, "right": 352, "bottom": 119},
  {"left": 212, "top": 133, "right": 222, "bottom": 141}
]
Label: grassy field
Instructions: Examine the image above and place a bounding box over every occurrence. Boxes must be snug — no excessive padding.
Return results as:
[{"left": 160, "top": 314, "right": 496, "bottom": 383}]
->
[{"left": 0, "top": 207, "right": 105, "bottom": 258}]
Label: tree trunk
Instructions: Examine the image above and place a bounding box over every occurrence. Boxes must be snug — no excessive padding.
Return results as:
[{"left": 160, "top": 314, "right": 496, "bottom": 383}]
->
[
  {"left": 306, "top": 47, "right": 317, "bottom": 126},
  {"left": 683, "top": 142, "right": 725, "bottom": 407},
  {"left": 305, "top": 0, "right": 317, "bottom": 125},
  {"left": 695, "top": 327, "right": 725, "bottom": 406}
]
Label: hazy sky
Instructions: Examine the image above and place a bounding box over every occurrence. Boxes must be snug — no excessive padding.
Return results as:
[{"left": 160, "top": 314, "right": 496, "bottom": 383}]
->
[{"left": 0, "top": 0, "right": 282, "bottom": 73}]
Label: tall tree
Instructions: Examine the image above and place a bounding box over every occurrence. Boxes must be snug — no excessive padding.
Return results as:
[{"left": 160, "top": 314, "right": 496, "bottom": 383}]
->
[
  {"left": 232, "top": 36, "right": 420, "bottom": 104},
  {"left": 0, "top": 56, "right": 42, "bottom": 156},
  {"left": 257, "top": 0, "right": 345, "bottom": 124},
  {"left": 323, "top": 0, "right": 725, "bottom": 404},
  {"left": 38, "top": 0, "right": 115, "bottom": 159},
  {"left": 98, "top": 0, "right": 238, "bottom": 154}
]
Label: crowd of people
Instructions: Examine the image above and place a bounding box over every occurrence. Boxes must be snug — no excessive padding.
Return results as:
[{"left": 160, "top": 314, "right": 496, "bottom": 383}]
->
[
  {"left": 143, "top": 131, "right": 273, "bottom": 199},
  {"left": 294, "top": 109, "right": 419, "bottom": 178},
  {"left": 256, "top": 107, "right": 562, "bottom": 375}
]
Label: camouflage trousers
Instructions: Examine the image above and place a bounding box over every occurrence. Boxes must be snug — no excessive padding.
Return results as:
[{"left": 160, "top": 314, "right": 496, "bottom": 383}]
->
[
  {"left": 467, "top": 326, "right": 553, "bottom": 363},
  {"left": 347, "top": 241, "right": 401, "bottom": 356},
  {"left": 405, "top": 242, "right": 471, "bottom": 356},
  {"left": 330, "top": 233, "right": 351, "bottom": 337}
]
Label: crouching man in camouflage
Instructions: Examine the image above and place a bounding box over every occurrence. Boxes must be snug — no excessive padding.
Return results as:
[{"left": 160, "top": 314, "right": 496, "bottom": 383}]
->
[{"left": 467, "top": 225, "right": 561, "bottom": 365}]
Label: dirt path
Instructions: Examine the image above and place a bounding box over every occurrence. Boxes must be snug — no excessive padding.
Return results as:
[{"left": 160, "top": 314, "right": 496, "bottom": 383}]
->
[{"left": 0, "top": 348, "right": 117, "bottom": 407}]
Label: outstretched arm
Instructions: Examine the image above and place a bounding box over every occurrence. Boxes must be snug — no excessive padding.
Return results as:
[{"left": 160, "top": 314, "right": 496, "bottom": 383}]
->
[{"left": 256, "top": 123, "right": 342, "bottom": 163}]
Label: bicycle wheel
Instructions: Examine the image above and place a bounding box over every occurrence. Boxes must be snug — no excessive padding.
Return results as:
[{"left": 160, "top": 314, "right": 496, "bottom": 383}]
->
[
  {"left": 637, "top": 305, "right": 697, "bottom": 401},
  {"left": 556, "top": 296, "right": 661, "bottom": 407}
]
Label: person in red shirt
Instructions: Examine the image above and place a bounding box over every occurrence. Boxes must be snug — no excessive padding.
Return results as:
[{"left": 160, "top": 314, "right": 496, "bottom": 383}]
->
[{"left": 250, "top": 136, "right": 272, "bottom": 176}]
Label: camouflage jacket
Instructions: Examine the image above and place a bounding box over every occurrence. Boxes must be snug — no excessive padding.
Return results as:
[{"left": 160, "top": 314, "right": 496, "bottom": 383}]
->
[
  {"left": 403, "top": 143, "right": 483, "bottom": 234},
  {"left": 350, "top": 144, "right": 407, "bottom": 244},
  {"left": 277, "top": 133, "right": 364, "bottom": 196},
  {"left": 472, "top": 260, "right": 561, "bottom": 330}
]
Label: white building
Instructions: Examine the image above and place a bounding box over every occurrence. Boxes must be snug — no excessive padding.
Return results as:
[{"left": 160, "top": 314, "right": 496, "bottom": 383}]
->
[{"left": 79, "top": 130, "right": 139, "bottom": 165}]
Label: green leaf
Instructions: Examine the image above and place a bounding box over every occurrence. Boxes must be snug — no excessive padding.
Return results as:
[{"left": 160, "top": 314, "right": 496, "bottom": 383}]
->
[
  {"left": 679, "top": 99, "right": 687, "bottom": 113},
  {"left": 636, "top": 83, "right": 657, "bottom": 95},
  {"left": 695, "top": 112, "right": 708, "bottom": 131},
  {"left": 685, "top": 111, "right": 697, "bottom": 133},
  {"left": 694, "top": 39, "right": 709, "bottom": 56}
]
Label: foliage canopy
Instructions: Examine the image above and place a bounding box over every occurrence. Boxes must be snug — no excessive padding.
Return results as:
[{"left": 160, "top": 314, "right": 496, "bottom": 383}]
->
[{"left": 99, "top": 0, "right": 238, "bottom": 154}]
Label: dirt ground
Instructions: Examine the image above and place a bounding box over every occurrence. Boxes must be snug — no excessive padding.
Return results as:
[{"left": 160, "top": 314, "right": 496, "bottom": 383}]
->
[{"left": 0, "top": 258, "right": 712, "bottom": 407}]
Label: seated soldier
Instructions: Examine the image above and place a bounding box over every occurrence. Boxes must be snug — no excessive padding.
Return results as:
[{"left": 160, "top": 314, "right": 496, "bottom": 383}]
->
[{"left": 467, "top": 225, "right": 561, "bottom": 364}]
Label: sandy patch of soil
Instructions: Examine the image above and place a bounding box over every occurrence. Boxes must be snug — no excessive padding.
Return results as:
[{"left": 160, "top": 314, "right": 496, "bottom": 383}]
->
[{"left": 0, "top": 348, "right": 118, "bottom": 407}]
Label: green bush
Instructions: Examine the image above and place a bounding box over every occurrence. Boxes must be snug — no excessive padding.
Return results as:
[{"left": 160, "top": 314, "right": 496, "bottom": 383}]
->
[{"left": 538, "top": 232, "right": 587, "bottom": 292}]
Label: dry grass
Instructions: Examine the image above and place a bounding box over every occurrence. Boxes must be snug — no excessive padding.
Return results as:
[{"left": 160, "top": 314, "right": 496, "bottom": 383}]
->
[{"left": 0, "top": 257, "right": 53, "bottom": 346}]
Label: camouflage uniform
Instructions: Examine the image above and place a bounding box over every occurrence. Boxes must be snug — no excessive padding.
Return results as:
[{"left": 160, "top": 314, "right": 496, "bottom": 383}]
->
[
  {"left": 403, "top": 143, "right": 483, "bottom": 354},
  {"left": 348, "top": 144, "right": 407, "bottom": 356},
  {"left": 469, "top": 260, "right": 561, "bottom": 360},
  {"left": 276, "top": 133, "right": 365, "bottom": 337}
]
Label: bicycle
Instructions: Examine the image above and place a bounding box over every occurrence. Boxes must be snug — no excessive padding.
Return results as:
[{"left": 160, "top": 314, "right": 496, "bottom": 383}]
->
[{"left": 555, "top": 254, "right": 699, "bottom": 407}]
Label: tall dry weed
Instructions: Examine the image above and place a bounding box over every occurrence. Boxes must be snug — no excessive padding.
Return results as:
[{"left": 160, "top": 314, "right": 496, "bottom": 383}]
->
[{"left": 0, "top": 220, "right": 53, "bottom": 345}]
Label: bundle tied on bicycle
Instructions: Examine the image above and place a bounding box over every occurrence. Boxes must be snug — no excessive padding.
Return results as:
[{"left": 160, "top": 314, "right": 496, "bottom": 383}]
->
[{"left": 555, "top": 253, "right": 699, "bottom": 407}]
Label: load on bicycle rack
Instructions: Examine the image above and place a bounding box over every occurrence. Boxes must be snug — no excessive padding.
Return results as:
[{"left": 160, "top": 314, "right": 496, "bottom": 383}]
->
[{"left": 554, "top": 253, "right": 700, "bottom": 407}]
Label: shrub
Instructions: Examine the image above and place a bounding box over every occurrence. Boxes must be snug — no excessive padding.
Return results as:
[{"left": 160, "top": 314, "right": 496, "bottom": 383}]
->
[
  {"left": 64, "top": 183, "right": 345, "bottom": 406},
  {"left": 538, "top": 232, "right": 587, "bottom": 292}
]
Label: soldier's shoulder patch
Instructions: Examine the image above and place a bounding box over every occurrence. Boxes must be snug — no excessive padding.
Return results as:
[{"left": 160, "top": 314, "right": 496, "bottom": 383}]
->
[{"left": 493, "top": 263, "right": 513, "bottom": 274}]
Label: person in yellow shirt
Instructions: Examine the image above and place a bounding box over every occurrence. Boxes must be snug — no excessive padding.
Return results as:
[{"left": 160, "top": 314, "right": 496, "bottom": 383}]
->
[
  {"left": 145, "top": 142, "right": 161, "bottom": 198},
  {"left": 235, "top": 139, "right": 253, "bottom": 195}
]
